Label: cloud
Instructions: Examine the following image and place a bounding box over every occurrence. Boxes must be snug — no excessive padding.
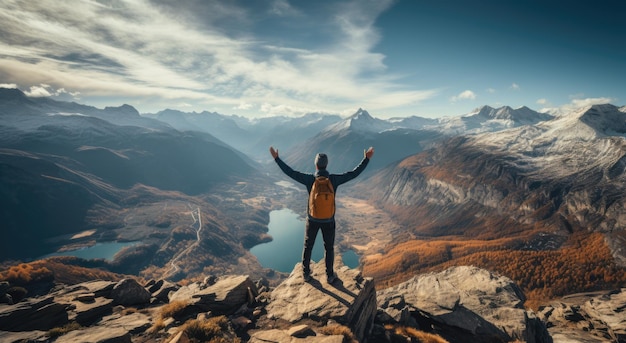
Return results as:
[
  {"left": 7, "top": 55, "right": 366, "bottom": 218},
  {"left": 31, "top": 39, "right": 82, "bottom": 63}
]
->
[
  {"left": 0, "top": 83, "right": 18, "bottom": 89},
  {"left": 539, "top": 96, "right": 615, "bottom": 114},
  {"left": 486, "top": 88, "right": 496, "bottom": 94},
  {"left": 24, "top": 84, "right": 53, "bottom": 97},
  {"left": 570, "top": 97, "right": 614, "bottom": 108},
  {"left": 0, "top": 0, "right": 436, "bottom": 116},
  {"left": 510, "top": 83, "right": 520, "bottom": 90},
  {"left": 450, "top": 90, "right": 476, "bottom": 102},
  {"left": 536, "top": 98, "right": 549, "bottom": 105}
]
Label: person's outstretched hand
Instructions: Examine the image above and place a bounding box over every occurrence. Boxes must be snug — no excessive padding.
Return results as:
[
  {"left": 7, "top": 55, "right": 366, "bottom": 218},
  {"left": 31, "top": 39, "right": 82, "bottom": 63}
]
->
[
  {"left": 365, "top": 146, "right": 374, "bottom": 159},
  {"left": 269, "top": 146, "right": 279, "bottom": 159}
]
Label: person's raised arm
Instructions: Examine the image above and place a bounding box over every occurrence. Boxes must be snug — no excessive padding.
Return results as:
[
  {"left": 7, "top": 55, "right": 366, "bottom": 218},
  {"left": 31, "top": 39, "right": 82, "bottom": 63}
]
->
[{"left": 269, "top": 146, "right": 311, "bottom": 185}]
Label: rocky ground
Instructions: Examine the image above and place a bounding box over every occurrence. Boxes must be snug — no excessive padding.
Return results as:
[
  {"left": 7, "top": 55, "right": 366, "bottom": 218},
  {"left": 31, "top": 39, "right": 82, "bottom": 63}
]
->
[{"left": 1, "top": 262, "right": 624, "bottom": 343}]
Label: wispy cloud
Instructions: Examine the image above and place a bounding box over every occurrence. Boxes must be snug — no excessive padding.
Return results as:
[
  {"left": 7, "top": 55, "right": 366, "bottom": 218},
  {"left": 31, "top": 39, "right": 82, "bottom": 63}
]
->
[
  {"left": 510, "top": 83, "right": 520, "bottom": 90},
  {"left": 0, "top": 0, "right": 437, "bottom": 116}
]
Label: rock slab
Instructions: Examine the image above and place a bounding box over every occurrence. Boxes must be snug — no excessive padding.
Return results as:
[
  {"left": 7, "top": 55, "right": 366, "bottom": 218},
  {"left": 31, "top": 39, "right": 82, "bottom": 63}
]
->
[
  {"left": 169, "top": 274, "right": 257, "bottom": 314},
  {"left": 266, "top": 260, "right": 377, "bottom": 342},
  {"left": 378, "top": 265, "right": 551, "bottom": 343}
]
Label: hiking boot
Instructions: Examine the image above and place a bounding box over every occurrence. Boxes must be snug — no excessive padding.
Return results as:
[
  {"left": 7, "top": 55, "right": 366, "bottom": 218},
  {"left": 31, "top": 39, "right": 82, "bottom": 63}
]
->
[
  {"left": 327, "top": 273, "right": 338, "bottom": 284},
  {"left": 303, "top": 273, "right": 312, "bottom": 282}
]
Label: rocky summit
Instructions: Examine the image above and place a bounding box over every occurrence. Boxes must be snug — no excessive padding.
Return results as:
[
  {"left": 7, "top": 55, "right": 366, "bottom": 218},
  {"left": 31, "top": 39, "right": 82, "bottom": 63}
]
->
[
  {"left": 260, "top": 260, "right": 377, "bottom": 342},
  {"left": 0, "top": 263, "right": 624, "bottom": 342},
  {"left": 377, "top": 266, "right": 550, "bottom": 343}
]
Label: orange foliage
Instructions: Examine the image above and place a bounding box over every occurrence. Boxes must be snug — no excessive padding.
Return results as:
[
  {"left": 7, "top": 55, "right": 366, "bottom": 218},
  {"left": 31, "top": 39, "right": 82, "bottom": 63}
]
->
[
  {"left": 0, "top": 258, "right": 128, "bottom": 286},
  {"left": 0, "top": 263, "right": 53, "bottom": 285},
  {"left": 364, "top": 232, "right": 626, "bottom": 308}
]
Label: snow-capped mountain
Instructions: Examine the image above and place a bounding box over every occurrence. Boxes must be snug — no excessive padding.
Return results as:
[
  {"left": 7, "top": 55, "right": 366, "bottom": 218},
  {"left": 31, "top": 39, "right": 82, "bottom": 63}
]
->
[
  {"left": 360, "top": 103, "right": 626, "bottom": 264},
  {"left": 323, "top": 108, "right": 393, "bottom": 133},
  {"left": 434, "top": 105, "right": 554, "bottom": 135}
]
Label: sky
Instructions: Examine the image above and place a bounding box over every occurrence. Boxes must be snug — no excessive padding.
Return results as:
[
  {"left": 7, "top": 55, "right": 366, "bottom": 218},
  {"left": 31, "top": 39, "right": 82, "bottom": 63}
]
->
[{"left": 0, "top": 0, "right": 624, "bottom": 119}]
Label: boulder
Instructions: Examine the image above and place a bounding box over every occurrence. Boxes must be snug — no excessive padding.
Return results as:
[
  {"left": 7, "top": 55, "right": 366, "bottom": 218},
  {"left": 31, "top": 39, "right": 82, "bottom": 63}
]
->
[
  {"left": 266, "top": 260, "right": 377, "bottom": 343},
  {"left": 0, "top": 295, "right": 68, "bottom": 331},
  {"left": 378, "top": 266, "right": 550, "bottom": 343},
  {"left": 150, "top": 280, "right": 178, "bottom": 302},
  {"left": 0, "top": 282, "right": 9, "bottom": 303},
  {"left": 169, "top": 275, "right": 257, "bottom": 314},
  {"left": 539, "top": 289, "right": 626, "bottom": 342},
  {"left": 109, "top": 279, "right": 151, "bottom": 306},
  {"left": 75, "top": 280, "right": 116, "bottom": 298}
]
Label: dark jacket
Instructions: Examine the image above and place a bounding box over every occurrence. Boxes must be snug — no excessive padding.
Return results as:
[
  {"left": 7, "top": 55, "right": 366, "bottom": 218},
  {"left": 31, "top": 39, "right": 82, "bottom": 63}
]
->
[{"left": 273, "top": 156, "right": 370, "bottom": 222}]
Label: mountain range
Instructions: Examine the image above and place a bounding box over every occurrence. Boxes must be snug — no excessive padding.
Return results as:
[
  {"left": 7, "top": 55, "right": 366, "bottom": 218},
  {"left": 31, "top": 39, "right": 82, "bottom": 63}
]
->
[
  {"left": 1, "top": 87, "right": 625, "bottom": 307},
  {"left": 0, "top": 88, "right": 255, "bottom": 260}
]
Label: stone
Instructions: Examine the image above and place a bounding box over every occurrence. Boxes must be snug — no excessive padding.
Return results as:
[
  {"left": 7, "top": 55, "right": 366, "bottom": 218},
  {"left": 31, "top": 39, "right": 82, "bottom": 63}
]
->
[
  {"left": 75, "top": 280, "right": 116, "bottom": 298},
  {"left": 109, "top": 279, "right": 151, "bottom": 306},
  {"left": 168, "top": 330, "right": 190, "bottom": 343},
  {"left": 540, "top": 289, "right": 626, "bottom": 342},
  {"left": 75, "top": 293, "right": 96, "bottom": 303},
  {"left": 249, "top": 329, "right": 344, "bottom": 343},
  {"left": 266, "top": 260, "right": 377, "bottom": 343},
  {"left": 98, "top": 311, "right": 152, "bottom": 334},
  {"left": 0, "top": 329, "right": 48, "bottom": 342},
  {"left": 169, "top": 275, "right": 258, "bottom": 314},
  {"left": 151, "top": 280, "right": 178, "bottom": 302},
  {"left": 0, "top": 295, "right": 68, "bottom": 331},
  {"left": 288, "top": 324, "right": 316, "bottom": 338},
  {"left": 54, "top": 326, "right": 131, "bottom": 343},
  {"left": 70, "top": 296, "right": 115, "bottom": 325},
  {"left": 232, "top": 315, "right": 253, "bottom": 331},
  {"left": 378, "top": 266, "right": 550, "bottom": 343}
]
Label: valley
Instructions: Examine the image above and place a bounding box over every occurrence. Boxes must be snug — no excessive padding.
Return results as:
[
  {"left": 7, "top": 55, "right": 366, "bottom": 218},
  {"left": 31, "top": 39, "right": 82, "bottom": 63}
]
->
[{"left": 1, "top": 88, "right": 626, "bottom": 313}]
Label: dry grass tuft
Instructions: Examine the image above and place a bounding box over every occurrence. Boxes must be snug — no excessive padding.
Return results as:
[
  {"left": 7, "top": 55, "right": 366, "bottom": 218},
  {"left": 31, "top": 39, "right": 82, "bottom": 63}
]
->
[
  {"left": 319, "top": 324, "right": 357, "bottom": 342},
  {"left": 386, "top": 325, "right": 450, "bottom": 343},
  {"left": 148, "top": 316, "right": 165, "bottom": 334},
  {"left": 47, "top": 322, "right": 82, "bottom": 339},
  {"left": 181, "top": 316, "right": 239, "bottom": 343},
  {"left": 159, "top": 300, "right": 189, "bottom": 319}
]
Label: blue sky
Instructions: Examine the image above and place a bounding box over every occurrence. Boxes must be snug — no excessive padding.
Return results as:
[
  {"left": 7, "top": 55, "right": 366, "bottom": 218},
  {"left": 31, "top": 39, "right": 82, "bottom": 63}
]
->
[{"left": 0, "top": 0, "right": 624, "bottom": 118}]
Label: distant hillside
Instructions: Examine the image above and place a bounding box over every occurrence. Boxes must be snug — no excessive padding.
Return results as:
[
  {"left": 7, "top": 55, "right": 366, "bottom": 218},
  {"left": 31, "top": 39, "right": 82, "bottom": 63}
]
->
[
  {"left": 356, "top": 104, "right": 626, "bottom": 302},
  {"left": 145, "top": 109, "right": 343, "bottom": 157},
  {"left": 0, "top": 88, "right": 256, "bottom": 261}
]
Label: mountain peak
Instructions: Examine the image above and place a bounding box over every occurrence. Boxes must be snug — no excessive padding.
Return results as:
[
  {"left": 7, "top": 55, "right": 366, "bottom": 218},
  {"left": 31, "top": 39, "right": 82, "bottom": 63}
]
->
[
  {"left": 467, "top": 105, "right": 551, "bottom": 123},
  {"left": 351, "top": 108, "right": 372, "bottom": 119},
  {"left": 576, "top": 103, "right": 626, "bottom": 134},
  {"left": 104, "top": 104, "right": 140, "bottom": 117}
]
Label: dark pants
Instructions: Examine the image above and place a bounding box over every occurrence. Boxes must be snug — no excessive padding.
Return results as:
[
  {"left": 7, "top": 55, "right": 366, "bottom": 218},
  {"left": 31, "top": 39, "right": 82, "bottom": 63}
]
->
[{"left": 302, "top": 219, "right": 335, "bottom": 277}]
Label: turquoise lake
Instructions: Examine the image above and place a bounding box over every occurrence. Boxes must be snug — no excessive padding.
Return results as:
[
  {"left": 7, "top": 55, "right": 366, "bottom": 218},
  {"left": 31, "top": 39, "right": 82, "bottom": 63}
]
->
[{"left": 250, "top": 208, "right": 360, "bottom": 272}]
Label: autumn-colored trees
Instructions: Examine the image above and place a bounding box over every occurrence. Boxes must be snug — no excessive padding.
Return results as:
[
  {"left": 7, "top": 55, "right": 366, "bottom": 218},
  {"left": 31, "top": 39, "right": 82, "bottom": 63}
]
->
[
  {"left": 0, "top": 257, "right": 126, "bottom": 286},
  {"left": 363, "top": 232, "right": 626, "bottom": 308}
]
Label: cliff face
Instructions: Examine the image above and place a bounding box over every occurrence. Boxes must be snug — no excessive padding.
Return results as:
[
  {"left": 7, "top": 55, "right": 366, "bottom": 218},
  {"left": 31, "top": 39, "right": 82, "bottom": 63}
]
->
[{"left": 0, "top": 261, "right": 579, "bottom": 343}]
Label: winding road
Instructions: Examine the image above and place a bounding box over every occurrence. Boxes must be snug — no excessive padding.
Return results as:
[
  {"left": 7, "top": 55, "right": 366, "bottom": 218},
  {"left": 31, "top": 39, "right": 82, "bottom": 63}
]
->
[{"left": 165, "top": 205, "right": 203, "bottom": 278}]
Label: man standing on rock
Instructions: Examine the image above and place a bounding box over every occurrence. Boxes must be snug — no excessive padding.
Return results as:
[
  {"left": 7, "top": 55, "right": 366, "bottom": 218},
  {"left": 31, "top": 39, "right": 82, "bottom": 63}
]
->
[{"left": 269, "top": 146, "right": 374, "bottom": 283}]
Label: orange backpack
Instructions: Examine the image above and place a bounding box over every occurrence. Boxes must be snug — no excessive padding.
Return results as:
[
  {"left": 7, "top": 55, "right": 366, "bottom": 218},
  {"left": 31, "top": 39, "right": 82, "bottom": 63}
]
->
[{"left": 309, "top": 176, "right": 335, "bottom": 219}]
